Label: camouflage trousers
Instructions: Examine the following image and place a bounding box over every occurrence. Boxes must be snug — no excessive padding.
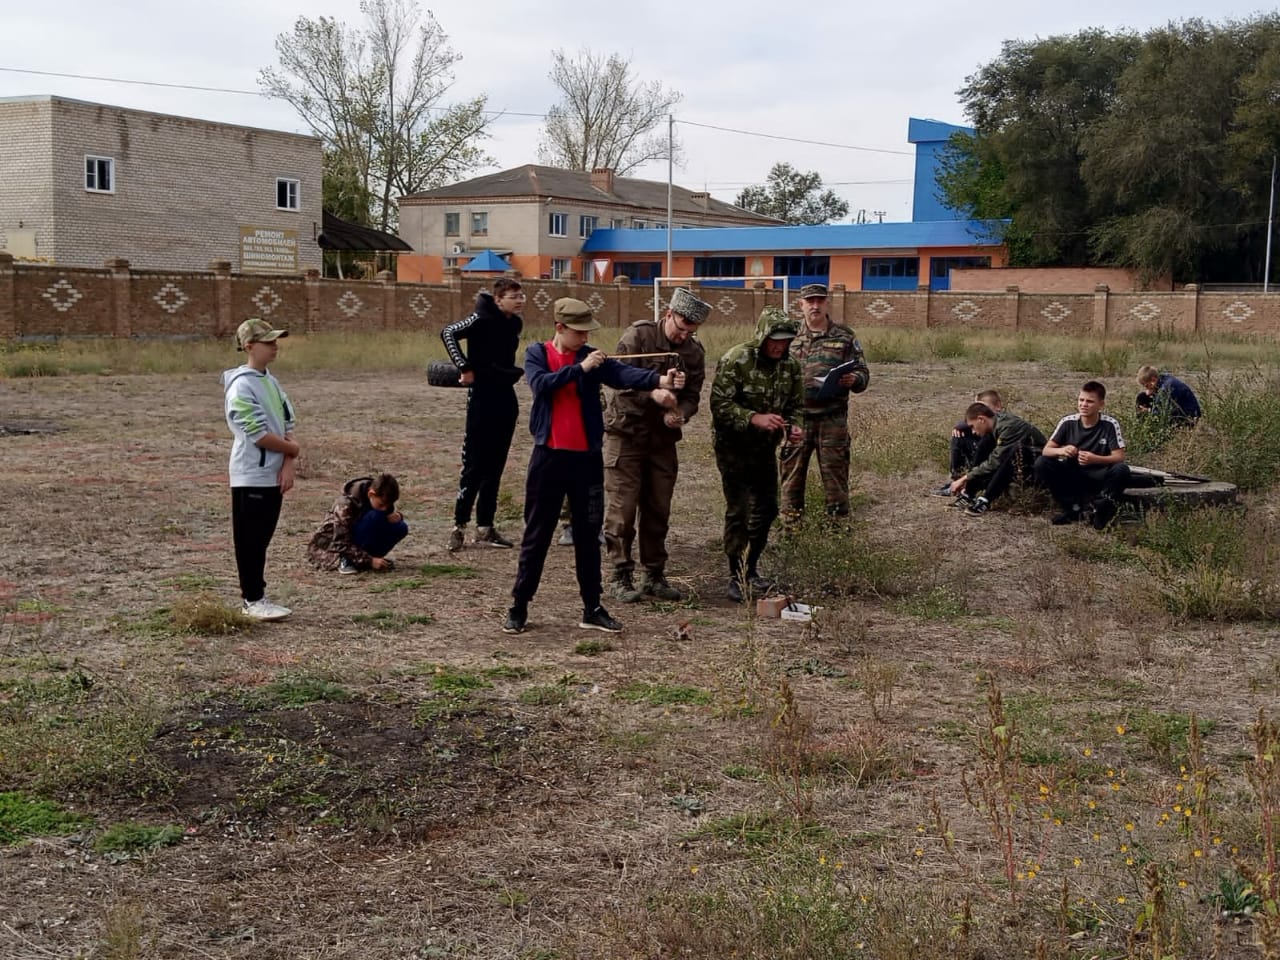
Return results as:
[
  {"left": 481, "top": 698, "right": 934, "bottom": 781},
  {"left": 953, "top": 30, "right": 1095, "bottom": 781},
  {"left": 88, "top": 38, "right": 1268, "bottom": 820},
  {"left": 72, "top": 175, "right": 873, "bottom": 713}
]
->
[
  {"left": 779, "top": 414, "right": 850, "bottom": 519},
  {"left": 714, "top": 439, "right": 780, "bottom": 576}
]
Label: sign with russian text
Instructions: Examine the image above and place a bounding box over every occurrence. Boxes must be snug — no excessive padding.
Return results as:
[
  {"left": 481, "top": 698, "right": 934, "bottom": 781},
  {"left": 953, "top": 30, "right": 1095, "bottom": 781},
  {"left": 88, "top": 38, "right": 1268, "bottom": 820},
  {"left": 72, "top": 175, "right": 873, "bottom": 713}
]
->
[{"left": 240, "top": 226, "right": 299, "bottom": 274}]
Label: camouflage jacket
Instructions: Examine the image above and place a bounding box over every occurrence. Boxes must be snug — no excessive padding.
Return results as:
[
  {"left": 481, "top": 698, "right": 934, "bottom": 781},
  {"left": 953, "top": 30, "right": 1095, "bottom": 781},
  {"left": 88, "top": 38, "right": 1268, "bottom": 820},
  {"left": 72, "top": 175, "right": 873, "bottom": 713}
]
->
[
  {"left": 789, "top": 321, "right": 869, "bottom": 420},
  {"left": 306, "top": 477, "right": 376, "bottom": 571},
  {"left": 604, "top": 318, "right": 706, "bottom": 446},
  {"left": 710, "top": 307, "right": 803, "bottom": 451},
  {"left": 965, "top": 411, "right": 1047, "bottom": 488}
]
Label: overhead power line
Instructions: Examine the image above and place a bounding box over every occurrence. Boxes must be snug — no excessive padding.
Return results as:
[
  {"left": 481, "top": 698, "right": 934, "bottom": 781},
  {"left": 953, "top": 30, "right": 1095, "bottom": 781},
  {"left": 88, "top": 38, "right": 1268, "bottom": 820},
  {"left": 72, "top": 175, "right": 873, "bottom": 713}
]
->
[
  {"left": 0, "top": 65, "right": 262, "bottom": 96},
  {"left": 0, "top": 65, "right": 549, "bottom": 117},
  {"left": 677, "top": 119, "right": 914, "bottom": 156}
]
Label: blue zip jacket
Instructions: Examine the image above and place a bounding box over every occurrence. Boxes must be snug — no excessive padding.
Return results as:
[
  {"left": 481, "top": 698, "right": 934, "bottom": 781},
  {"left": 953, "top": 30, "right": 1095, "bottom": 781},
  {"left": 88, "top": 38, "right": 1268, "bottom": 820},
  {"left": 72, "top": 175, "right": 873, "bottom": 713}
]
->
[
  {"left": 1154, "top": 373, "right": 1201, "bottom": 422},
  {"left": 524, "top": 341, "right": 660, "bottom": 451}
]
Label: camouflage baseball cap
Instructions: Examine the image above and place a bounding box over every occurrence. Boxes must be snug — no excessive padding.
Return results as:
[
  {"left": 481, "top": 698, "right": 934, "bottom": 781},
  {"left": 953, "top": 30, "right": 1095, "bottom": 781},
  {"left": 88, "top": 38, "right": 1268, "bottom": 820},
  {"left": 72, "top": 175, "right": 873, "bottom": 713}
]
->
[
  {"left": 236, "top": 317, "right": 288, "bottom": 350},
  {"left": 553, "top": 297, "right": 601, "bottom": 331},
  {"left": 799, "top": 283, "right": 829, "bottom": 299},
  {"left": 668, "top": 287, "right": 711, "bottom": 325}
]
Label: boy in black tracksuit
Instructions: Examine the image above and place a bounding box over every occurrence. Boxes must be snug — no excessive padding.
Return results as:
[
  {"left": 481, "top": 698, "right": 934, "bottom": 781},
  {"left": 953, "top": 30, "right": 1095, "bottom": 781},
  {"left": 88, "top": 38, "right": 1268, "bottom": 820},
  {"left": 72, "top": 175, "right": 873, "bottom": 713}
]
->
[
  {"left": 441, "top": 278, "right": 525, "bottom": 551},
  {"left": 1034, "top": 380, "right": 1131, "bottom": 529}
]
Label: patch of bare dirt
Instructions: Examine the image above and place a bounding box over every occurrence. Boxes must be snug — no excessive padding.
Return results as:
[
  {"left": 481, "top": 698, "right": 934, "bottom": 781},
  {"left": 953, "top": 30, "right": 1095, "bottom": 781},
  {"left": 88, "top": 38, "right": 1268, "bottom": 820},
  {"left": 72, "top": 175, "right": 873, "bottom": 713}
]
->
[{"left": 0, "top": 361, "right": 1274, "bottom": 959}]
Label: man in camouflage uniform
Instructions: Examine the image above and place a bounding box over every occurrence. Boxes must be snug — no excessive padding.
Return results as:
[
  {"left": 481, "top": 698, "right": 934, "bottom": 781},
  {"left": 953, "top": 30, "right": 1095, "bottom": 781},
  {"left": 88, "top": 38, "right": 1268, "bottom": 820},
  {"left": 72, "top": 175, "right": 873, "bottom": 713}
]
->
[
  {"left": 710, "top": 305, "right": 804, "bottom": 603},
  {"left": 779, "top": 283, "right": 870, "bottom": 521},
  {"left": 604, "top": 288, "right": 711, "bottom": 603}
]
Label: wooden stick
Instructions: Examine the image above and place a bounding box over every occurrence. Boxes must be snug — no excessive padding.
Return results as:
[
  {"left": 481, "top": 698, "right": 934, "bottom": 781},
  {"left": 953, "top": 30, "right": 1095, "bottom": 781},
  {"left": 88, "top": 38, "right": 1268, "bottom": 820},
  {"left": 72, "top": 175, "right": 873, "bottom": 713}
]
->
[{"left": 606, "top": 351, "right": 679, "bottom": 360}]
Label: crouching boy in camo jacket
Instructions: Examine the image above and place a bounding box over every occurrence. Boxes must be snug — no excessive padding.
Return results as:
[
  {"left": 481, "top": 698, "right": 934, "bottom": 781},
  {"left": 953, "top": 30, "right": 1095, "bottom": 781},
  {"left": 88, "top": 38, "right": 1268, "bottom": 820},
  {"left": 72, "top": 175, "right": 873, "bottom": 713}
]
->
[{"left": 306, "top": 473, "right": 408, "bottom": 574}]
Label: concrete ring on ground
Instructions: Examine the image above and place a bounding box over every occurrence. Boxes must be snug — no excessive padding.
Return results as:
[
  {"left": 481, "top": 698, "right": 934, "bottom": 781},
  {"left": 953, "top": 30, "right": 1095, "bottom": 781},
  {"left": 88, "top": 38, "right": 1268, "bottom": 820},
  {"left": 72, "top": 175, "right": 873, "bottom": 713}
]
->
[
  {"left": 426, "top": 360, "right": 466, "bottom": 388},
  {"left": 1121, "top": 466, "right": 1239, "bottom": 508}
]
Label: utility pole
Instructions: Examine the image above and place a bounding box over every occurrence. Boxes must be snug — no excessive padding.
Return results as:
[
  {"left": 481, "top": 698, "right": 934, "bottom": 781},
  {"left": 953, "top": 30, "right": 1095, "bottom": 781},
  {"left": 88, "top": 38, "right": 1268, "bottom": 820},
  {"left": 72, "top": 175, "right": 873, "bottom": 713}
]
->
[
  {"left": 873, "top": 210, "right": 886, "bottom": 224},
  {"left": 665, "top": 114, "right": 674, "bottom": 279},
  {"left": 1266, "top": 153, "right": 1276, "bottom": 294}
]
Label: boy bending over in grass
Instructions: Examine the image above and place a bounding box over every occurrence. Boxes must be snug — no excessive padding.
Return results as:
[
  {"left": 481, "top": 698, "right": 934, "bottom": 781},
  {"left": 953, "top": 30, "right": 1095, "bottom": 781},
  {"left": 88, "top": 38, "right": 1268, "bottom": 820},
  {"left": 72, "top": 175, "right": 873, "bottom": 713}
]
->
[
  {"left": 307, "top": 473, "right": 408, "bottom": 574},
  {"left": 947, "top": 402, "right": 1046, "bottom": 517}
]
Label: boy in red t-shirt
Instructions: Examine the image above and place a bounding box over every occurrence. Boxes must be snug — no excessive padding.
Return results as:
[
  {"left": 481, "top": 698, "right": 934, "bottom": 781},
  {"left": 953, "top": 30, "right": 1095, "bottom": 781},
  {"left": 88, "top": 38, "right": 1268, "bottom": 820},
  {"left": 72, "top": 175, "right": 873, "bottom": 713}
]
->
[{"left": 504, "top": 298, "right": 684, "bottom": 635}]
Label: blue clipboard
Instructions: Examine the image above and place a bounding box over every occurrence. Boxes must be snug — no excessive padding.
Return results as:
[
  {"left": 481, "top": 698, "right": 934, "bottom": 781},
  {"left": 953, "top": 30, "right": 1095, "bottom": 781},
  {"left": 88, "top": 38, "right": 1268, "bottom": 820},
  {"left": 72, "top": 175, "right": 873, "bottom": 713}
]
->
[{"left": 814, "top": 359, "right": 860, "bottom": 400}]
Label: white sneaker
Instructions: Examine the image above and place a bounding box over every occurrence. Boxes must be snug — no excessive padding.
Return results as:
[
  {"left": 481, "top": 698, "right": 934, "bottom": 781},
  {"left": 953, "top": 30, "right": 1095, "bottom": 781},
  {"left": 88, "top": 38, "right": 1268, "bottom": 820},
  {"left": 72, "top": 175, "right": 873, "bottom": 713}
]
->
[{"left": 242, "top": 598, "right": 292, "bottom": 621}]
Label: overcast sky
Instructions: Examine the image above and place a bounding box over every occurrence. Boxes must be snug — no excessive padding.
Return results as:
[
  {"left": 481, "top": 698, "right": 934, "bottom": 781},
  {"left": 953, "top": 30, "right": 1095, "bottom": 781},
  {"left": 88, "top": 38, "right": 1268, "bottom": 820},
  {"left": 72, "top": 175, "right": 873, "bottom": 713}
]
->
[{"left": 3, "top": 0, "right": 1270, "bottom": 222}]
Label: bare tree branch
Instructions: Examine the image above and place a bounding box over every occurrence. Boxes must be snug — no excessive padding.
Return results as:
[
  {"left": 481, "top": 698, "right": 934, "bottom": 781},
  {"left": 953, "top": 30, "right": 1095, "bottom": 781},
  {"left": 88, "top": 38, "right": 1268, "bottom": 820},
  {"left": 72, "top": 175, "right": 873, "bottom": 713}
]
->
[
  {"left": 537, "top": 48, "right": 682, "bottom": 176},
  {"left": 259, "top": 0, "right": 491, "bottom": 230}
]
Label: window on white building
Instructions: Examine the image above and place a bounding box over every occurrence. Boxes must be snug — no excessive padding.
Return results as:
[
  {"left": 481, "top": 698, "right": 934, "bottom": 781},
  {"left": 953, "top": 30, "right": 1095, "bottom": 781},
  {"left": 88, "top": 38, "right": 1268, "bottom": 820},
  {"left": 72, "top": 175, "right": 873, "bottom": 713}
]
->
[
  {"left": 276, "top": 178, "right": 300, "bottom": 210},
  {"left": 85, "top": 156, "right": 114, "bottom": 193},
  {"left": 579, "top": 215, "right": 598, "bottom": 238},
  {"left": 549, "top": 212, "right": 568, "bottom": 237},
  {"left": 471, "top": 211, "right": 488, "bottom": 235},
  {"left": 551, "top": 258, "right": 571, "bottom": 279}
]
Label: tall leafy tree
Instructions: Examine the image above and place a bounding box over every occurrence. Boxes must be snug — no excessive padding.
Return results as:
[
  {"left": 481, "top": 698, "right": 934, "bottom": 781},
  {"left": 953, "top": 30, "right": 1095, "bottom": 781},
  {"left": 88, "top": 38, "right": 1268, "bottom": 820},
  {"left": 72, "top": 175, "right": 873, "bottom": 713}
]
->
[
  {"left": 939, "top": 16, "right": 1280, "bottom": 282},
  {"left": 939, "top": 30, "right": 1139, "bottom": 266},
  {"left": 260, "top": 0, "right": 491, "bottom": 231},
  {"left": 735, "top": 163, "right": 849, "bottom": 224},
  {"left": 538, "top": 48, "right": 681, "bottom": 176},
  {"left": 1084, "top": 20, "right": 1267, "bottom": 279}
]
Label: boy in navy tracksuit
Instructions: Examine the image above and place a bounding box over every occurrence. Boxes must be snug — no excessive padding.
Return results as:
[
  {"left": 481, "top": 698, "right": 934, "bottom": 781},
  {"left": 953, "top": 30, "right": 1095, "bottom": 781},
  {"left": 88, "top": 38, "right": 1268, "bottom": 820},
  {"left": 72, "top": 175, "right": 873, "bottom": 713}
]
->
[
  {"left": 222, "top": 318, "right": 299, "bottom": 621},
  {"left": 503, "top": 298, "right": 685, "bottom": 636}
]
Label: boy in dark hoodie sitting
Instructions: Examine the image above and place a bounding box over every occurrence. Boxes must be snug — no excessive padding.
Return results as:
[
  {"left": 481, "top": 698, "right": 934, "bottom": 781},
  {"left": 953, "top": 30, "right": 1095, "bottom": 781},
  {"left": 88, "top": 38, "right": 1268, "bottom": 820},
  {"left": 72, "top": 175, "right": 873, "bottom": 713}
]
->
[{"left": 307, "top": 473, "right": 408, "bottom": 573}]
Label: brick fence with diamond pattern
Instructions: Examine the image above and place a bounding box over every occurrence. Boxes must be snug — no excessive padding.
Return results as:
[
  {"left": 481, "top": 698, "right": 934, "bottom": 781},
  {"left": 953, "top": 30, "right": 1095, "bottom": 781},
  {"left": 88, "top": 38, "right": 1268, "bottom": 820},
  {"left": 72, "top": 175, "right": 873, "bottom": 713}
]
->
[{"left": 1, "top": 255, "right": 1275, "bottom": 341}]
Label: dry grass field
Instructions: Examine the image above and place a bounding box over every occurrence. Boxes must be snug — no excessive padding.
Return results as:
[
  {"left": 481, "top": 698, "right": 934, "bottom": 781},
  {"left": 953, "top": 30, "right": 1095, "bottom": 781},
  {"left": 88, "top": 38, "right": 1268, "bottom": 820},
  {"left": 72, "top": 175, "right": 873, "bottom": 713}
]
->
[{"left": 2, "top": 325, "right": 1279, "bottom": 959}]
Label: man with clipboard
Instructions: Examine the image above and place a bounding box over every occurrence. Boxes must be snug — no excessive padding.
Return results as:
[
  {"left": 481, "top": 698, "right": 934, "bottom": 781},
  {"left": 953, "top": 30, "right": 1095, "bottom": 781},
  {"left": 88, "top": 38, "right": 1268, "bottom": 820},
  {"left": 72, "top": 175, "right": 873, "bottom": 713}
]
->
[{"left": 779, "top": 283, "right": 870, "bottom": 522}]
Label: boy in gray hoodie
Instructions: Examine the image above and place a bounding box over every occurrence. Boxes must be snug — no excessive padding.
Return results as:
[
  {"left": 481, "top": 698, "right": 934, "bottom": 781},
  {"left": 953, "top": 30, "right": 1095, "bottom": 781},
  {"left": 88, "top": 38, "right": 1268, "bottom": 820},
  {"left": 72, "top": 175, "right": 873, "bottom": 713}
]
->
[{"left": 222, "top": 318, "right": 299, "bottom": 621}]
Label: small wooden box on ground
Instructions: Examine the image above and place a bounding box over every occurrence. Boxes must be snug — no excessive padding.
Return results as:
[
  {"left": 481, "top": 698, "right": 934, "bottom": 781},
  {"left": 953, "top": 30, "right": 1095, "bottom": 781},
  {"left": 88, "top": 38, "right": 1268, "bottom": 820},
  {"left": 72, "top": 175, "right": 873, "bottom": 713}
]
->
[{"left": 756, "top": 596, "right": 791, "bottom": 618}]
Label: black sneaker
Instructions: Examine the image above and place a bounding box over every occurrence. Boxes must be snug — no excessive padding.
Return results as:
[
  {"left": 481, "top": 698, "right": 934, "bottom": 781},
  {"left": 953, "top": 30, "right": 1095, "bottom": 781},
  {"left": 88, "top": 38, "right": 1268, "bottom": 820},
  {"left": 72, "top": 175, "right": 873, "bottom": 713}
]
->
[
  {"left": 931, "top": 482, "right": 956, "bottom": 498},
  {"left": 1051, "top": 505, "right": 1083, "bottom": 525},
  {"left": 1090, "top": 498, "right": 1118, "bottom": 530},
  {"left": 338, "top": 557, "right": 359, "bottom": 575},
  {"left": 609, "top": 571, "right": 643, "bottom": 603},
  {"left": 964, "top": 498, "right": 990, "bottom": 518},
  {"left": 502, "top": 604, "right": 527, "bottom": 634},
  {"left": 580, "top": 605, "right": 622, "bottom": 632},
  {"left": 747, "top": 573, "right": 775, "bottom": 594},
  {"left": 476, "top": 526, "right": 514, "bottom": 548},
  {"left": 640, "top": 571, "right": 682, "bottom": 601},
  {"left": 726, "top": 578, "right": 744, "bottom": 603},
  {"left": 557, "top": 525, "right": 574, "bottom": 546},
  {"left": 950, "top": 493, "right": 974, "bottom": 509}
]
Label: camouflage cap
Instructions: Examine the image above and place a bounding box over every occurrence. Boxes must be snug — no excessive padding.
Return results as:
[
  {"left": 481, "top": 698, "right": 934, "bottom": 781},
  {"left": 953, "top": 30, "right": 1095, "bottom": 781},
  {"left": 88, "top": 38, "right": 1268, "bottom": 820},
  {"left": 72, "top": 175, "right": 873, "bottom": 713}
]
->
[
  {"left": 799, "top": 283, "right": 829, "bottom": 299},
  {"left": 553, "top": 297, "right": 601, "bottom": 331},
  {"left": 668, "top": 287, "right": 711, "bottom": 325},
  {"left": 236, "top": 317, "right": 288, "bottom": 350}
]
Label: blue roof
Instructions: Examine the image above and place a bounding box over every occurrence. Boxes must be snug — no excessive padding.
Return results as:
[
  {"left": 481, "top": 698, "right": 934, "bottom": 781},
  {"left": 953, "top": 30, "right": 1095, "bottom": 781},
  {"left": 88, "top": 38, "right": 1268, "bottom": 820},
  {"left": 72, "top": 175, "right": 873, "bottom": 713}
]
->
[
  {"left": 581, "top": 220, "right": 1003, "bottom": 255},
  {"left": 461, "top": 249, "right": 511, "bottom": 272},
  {"left": 907, "top": 117, "right": 972, "bottom": 144}
]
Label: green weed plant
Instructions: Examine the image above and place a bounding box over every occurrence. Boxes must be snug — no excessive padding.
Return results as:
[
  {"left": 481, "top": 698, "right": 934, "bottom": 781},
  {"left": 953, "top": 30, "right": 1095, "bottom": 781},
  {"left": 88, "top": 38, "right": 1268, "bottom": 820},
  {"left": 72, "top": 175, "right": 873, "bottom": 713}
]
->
[
  {"left": 93, "top": 822, "right": 184, "bottom": 855},
  {"left": 0, "top": 791, "right": 90, "bottom": 844}
]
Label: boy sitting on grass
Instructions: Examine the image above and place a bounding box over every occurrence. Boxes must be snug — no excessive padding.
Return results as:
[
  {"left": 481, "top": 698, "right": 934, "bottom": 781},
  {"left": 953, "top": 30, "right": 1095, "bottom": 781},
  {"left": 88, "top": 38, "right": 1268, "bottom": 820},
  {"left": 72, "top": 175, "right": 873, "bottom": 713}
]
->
[
  {"left": 307, "top": 473, "right": 408, "bottom": 574},
  {"left": 947, "top": 402, "right": 1046, "bottom": 517},
  {"left": 932, "top": 388, "right": 1004, "bottom": 496},
  {"left": 1035, "top": 380, "right": 1130, "bottom": 529}
]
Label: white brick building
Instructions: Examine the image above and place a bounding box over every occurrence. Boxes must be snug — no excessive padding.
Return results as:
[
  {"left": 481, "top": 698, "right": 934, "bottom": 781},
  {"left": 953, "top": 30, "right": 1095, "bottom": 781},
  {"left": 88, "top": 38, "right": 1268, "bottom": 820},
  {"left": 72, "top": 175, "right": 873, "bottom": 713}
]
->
[{"left": 0, "top": 96, "right": 322, "bottom": 272}]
